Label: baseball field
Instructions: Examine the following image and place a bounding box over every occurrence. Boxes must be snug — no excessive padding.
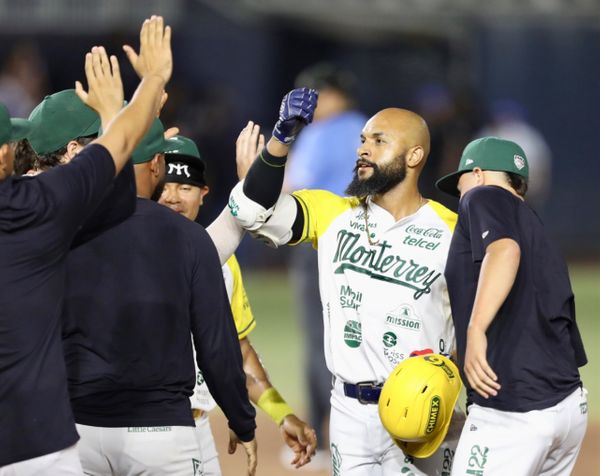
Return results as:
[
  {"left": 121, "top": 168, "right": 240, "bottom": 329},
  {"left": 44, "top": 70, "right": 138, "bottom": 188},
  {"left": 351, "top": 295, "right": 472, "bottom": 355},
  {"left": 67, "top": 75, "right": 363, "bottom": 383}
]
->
[{"left": 210, "top": 263, "right": 599, "bottom": 475}]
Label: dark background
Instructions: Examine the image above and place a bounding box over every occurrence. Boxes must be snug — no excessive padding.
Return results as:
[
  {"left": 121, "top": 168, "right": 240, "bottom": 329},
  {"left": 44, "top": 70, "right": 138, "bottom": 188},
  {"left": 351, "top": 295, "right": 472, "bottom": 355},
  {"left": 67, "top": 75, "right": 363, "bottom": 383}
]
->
[{"left": 1, "top": 0, "right": 599, "bottom": 260}]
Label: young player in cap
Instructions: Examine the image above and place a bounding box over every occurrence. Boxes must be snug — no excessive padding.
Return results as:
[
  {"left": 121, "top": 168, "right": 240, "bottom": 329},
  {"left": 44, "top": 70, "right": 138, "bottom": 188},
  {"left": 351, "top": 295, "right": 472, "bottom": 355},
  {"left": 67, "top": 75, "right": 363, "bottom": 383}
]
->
[
  {"left": 228, "top": 97, "right": 465, "bottom": 474},
  {"left": 158, "top": 134, "right": 317, "bottom": 473},
  {"left": 0, "top": 15, "right": 172, "bottom": 474},
  {"left": 436, "top": 137, "right": 588, "bottom": 475},
  {"left": 23, "top": 88, "right": 136, "bottom": 245}
]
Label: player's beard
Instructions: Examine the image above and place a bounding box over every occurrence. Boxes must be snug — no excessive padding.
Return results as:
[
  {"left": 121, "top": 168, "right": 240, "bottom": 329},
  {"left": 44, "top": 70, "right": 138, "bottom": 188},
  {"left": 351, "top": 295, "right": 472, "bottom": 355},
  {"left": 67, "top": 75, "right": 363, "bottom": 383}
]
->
[{"left": 345, "top": 153, "right": 407, "bottom": 198}]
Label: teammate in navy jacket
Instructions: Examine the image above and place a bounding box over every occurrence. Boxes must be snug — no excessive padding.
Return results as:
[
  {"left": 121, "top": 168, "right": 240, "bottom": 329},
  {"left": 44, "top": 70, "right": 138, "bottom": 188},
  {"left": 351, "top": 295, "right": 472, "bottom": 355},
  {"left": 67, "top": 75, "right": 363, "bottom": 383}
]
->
[{"left": 0, "top": 15, "right": 172, "bottom": 474}]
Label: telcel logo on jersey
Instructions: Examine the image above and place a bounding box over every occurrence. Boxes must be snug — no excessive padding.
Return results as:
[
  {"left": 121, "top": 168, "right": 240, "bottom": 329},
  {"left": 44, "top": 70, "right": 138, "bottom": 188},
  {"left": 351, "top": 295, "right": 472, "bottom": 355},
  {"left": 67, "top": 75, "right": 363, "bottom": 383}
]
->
[
  {"left": 403, "top": 225, "right": 444, "bottom": 251},
  {"left": 340, "top": 285, "right": 363, "bottom": 310},
  {"left": 333, "top": 230, "right": 442, "bottom": 300}
]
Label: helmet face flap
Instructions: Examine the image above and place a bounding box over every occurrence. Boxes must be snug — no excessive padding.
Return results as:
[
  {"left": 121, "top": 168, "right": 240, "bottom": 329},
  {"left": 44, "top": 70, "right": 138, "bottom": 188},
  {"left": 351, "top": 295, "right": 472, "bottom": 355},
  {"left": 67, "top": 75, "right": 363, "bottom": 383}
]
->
[{"left": 378, "top": 354, "right": 462, "bottom": 458}]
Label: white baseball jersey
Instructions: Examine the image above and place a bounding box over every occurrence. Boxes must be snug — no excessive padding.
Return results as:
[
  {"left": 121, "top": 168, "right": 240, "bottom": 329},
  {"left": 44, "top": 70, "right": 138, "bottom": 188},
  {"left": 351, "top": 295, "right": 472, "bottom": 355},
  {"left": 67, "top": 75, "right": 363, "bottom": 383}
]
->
[
  {"left": 191, "top": 254, "right": 255, "bottom": 411},
  {"left": 292, "top": 190, "right": 457, "bottom": 384}
]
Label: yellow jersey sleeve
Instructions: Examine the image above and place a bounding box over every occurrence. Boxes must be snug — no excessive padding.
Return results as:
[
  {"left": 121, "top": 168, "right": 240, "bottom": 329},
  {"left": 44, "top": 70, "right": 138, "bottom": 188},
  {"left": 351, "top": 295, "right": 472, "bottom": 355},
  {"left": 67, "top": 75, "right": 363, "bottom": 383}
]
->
[
  {"left": 427, "top": 200, "right": 457, "bottom": 233},
  {"left": 291, "top": 189, "right": 359, "bottom": 248},
  {"left": 225, "top": 255, "right": 256, "bottom": 340}
]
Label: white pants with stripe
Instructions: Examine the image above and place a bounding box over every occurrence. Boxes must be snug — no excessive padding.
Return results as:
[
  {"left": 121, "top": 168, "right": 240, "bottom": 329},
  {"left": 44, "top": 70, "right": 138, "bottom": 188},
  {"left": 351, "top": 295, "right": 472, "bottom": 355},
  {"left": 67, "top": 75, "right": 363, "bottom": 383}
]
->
[
  {"left": 329, "top": 378, "right": 464, "bottom": 476},
  {"left": 0, "top": 445, "right": 83, "bottom": 476},
  {"left": 193, "top": 413, "right": 221, "bottom": 476},
  {"left": 450, "top": 387, "right": 588, "bottom": 476},
  {"left": 76, "top": 424, "right": 205, "bottom": 476}
]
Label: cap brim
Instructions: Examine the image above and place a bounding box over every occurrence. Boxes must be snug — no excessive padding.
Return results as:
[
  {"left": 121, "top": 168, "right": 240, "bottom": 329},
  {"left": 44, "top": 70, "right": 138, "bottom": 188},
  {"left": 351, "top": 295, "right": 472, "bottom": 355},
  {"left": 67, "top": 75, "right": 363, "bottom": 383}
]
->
[
  {"left": 9, "top": 118, "right": 33, "bottom": 142},
  {"left": 393, "top": 416, "right": 452, "bottom": 459},
  {"left": 435, "top": 171, "right": 463, "bottom": 197},
  {"left": 79, "top": 116, "right": 101, "bottom": 138}
]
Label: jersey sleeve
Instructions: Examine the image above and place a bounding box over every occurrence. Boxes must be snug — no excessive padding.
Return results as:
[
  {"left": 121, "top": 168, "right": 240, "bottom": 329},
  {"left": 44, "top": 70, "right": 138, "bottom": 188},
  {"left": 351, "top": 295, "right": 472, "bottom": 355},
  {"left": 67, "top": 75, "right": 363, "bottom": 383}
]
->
[
  {"left": 291, "top": 189, "right": 358, "bottom": 248},
  {"left": 428, "top": 200, "right": 457, "bottom": 233},
  {"left": 189, "top": 227, "right": 256, "bottom": 441},
  {"left": 225, "top": 255, "right": 256, "bottom": 340},
  {"left": 35, "top": 143, "right": 117, "bottom": 234},
  {"left": 71, "top": 159, "right": 136, "bottom": 248},
  {"left": 462, "top": 186, "right": 521, "bottom": 262}
]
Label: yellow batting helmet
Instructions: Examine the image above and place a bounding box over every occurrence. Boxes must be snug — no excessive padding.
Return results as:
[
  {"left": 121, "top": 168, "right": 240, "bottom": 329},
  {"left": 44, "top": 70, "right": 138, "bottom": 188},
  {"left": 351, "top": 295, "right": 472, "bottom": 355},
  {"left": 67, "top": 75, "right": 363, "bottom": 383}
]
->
[{"left": 378, "top": 354, "right": 462, "bottom": 458}]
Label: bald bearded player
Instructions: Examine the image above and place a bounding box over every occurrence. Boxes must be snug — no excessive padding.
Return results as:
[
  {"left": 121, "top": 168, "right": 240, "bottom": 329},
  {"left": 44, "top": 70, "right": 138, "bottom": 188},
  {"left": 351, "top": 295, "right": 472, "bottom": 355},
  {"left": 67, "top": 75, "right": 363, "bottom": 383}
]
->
[{"left": 228, "top": 106, "right": 464, "bottom": 475}]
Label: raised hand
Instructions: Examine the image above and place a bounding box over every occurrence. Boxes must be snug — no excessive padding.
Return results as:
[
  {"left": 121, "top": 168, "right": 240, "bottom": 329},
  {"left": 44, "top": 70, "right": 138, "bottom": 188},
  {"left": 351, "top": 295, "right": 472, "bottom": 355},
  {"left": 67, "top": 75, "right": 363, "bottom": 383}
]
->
[
  {"left": 280, "top": 414, "right": 317, "bottom": 469},
  {"left": 75, "top": 46, "right": 124, "bottom": 125},
  {"left": 272, "top": 88, "right": 318, "bottom": 145},
  {"left": 236, "top": 121, "right": 265, "bottom": 180},
  {"left": 123, "top": 15, "right": 172, "bottom": 84},
  {"left": 228, "top": 430, "right": 257, "bottom": 476}
]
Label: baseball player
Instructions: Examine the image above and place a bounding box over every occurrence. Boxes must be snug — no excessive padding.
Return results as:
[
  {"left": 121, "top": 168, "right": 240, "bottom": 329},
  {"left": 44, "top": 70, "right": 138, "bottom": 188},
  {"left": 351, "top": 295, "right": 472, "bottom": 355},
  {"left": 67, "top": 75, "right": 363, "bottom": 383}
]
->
[
  {"left": 0, "top": 15, "right": 169, "bottom": 474},
  {"left": 158, "top": 133, "right": 317, "bottom": 473},
  {"left": 436, "top": 137, "right": 588, "bottom": 475},
  {"left": 227, "top": 90, "right": 464, "bottom": 475}
]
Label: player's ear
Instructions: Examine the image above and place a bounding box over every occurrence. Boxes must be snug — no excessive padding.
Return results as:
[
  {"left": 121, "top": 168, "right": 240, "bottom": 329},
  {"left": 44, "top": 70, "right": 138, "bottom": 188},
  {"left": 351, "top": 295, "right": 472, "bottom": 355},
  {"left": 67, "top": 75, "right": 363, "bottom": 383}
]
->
[
  {"left": 405, "top": 145, "right": 425, "bottom": 169},
  {"left": 200, "top": 185, "right": 210, "bottom": 199},
  {"left": 65, "top": 140, "right": 81, "bottom": 161},
  {"left": 472, "top": 167, "right": 484, "bottom": 185},
  {"left": 0, "top": 144, "right": 8, "bottom": 173},
  {"left": 150, "top": 153, "right": 163, "bottom": 177}
]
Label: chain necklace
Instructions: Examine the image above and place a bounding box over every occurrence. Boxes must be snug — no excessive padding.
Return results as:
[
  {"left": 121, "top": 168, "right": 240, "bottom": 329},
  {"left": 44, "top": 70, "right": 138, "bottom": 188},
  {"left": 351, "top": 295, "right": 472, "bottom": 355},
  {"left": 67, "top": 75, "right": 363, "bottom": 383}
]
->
[
  {"left": 362, "top": 195, "right": 427, "bottom": 247},
  {"left": 362, "top": 200, "right": 380, "bottom": 246}
]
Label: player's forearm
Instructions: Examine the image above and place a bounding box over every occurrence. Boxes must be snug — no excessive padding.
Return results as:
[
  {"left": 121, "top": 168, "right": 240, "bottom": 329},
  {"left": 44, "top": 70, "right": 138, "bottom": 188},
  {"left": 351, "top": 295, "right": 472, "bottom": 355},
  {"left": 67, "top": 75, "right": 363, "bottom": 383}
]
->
[
  {"left": 97, "top": 75, "right": 164, "bottom": 174},
  {"left": 207, "top": 206, "right": 245, "bottom": 266},
  {"left": 242, "top": 143, "right": 288, "bottom": 210},
  {"left": 241, "top": 338, "right": 294, "bottom": 424},
  {"left": 469, "top": 238, "right": 521, "bottom": 333},
  {"left": 241, "top": 338, "right": 273, "bottom": 402}
]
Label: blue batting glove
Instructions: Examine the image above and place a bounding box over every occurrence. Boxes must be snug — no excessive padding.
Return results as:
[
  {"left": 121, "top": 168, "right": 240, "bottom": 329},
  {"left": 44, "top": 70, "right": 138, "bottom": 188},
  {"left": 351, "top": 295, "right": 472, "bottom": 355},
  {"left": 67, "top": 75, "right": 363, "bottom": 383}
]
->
[{"left": 272, "top": 87, "right": 318, "bottom": 145}]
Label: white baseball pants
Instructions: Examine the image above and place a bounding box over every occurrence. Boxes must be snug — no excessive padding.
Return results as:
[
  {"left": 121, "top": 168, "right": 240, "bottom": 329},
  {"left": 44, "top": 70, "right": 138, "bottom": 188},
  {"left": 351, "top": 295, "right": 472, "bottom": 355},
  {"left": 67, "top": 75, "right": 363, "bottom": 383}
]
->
[
  {"left": 329, "top": 378, "right": 464, "bottom": 476},
  {"left": 0, "top": 444, "right": 83, "bottom": 476},
  {"left": 451, "top": 387, "right": 588, "bottom": 476}
]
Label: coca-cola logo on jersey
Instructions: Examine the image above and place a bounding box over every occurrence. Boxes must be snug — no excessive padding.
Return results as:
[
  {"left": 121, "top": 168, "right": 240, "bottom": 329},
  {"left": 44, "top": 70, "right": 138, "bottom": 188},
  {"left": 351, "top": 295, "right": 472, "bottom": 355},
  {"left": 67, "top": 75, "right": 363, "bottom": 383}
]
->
[{"left": 405, "top": 225, "right": 444, "bottom": 239}]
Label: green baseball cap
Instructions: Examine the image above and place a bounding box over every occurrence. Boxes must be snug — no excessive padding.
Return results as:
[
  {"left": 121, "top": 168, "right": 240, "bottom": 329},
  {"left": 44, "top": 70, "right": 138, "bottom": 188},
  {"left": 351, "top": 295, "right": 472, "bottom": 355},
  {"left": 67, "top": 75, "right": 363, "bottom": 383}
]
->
[
  {"left": 131, "top": 118, "right": 170, "bottom": 164},
  {"left": 28, "top": 89, "right": 100, "bottom": 155},
  {"left": 0, "top": 103, "right": 33, "bottom": 145},
  {"left": 164, "top": 135, "right": 207, "bottom": 187},
  {"left": 435, "top": 136, "right": 529, "bottom": 197}
]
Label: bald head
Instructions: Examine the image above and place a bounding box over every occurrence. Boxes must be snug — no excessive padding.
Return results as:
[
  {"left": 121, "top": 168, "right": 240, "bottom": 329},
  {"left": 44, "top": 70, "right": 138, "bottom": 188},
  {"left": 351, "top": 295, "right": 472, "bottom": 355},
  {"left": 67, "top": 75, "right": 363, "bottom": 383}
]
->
[{"left": 365, "top": 108, "right": 431, "bottom": 160}]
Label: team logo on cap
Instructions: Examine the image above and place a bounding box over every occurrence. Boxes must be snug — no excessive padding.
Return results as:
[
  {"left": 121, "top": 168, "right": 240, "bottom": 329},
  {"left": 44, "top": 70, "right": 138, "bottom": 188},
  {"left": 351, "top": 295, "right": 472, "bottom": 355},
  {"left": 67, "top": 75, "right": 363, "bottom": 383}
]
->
[
  {"left": 168, "top": 162, "right": 191, "bottom": 178},
  {"left": 465, "top": 159, "right": 474, "bottom": 165},
  {"left": 514, "top": 155, "right": 525, "bottom": 170}
]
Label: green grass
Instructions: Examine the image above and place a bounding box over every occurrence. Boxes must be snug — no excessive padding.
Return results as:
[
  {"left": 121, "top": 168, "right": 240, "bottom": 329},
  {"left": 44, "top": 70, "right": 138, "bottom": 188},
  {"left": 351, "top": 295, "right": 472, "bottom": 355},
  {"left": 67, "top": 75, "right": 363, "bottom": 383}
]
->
[{"left": 244, "top": 264, "right": 599, "bottom": 420}]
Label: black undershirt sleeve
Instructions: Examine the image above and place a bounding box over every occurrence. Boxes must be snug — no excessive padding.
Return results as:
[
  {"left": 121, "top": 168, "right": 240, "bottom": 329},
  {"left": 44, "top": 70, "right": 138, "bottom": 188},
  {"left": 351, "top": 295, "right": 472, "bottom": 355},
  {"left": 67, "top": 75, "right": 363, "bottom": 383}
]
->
[
  {"left": 242, "top": 147, "right": 306, "bottom": 244},
  {"left": 242, "top": 148, "right": 286, "bottom": 209}
]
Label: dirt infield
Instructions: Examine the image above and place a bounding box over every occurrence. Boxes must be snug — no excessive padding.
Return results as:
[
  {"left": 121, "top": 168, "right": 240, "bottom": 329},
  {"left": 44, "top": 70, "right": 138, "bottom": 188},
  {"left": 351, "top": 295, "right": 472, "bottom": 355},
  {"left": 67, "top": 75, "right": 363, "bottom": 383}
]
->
[{"left": 211, "top": 412, "right": 599, "bottom": 475}]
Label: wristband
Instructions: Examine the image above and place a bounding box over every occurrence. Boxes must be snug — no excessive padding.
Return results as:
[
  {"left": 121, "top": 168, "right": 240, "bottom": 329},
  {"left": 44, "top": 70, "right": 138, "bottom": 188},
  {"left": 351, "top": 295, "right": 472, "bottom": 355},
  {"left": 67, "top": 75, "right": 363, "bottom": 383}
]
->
[
  {"left": 259, "top": 148, "right": 287, "bottom": 168},
  {"left": 257, "top": 388, "right": 294, "bottom": 425}
]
